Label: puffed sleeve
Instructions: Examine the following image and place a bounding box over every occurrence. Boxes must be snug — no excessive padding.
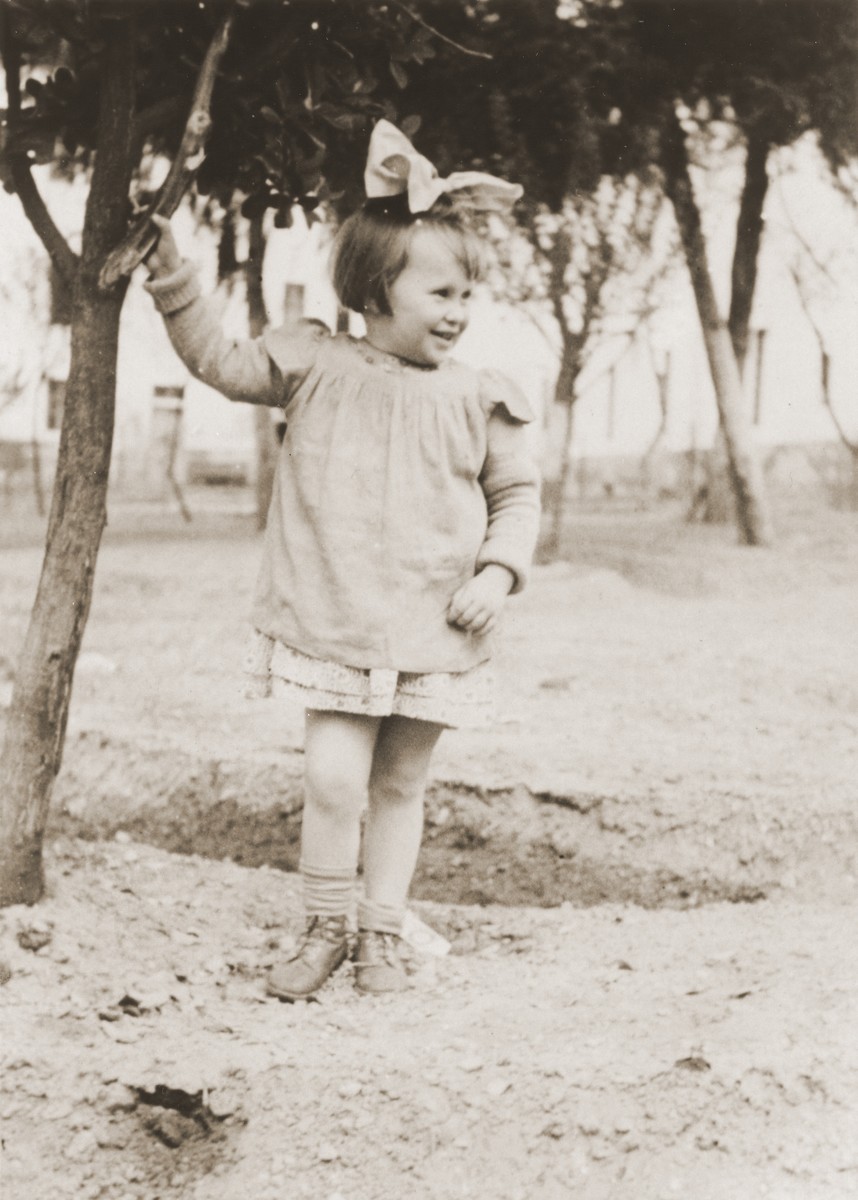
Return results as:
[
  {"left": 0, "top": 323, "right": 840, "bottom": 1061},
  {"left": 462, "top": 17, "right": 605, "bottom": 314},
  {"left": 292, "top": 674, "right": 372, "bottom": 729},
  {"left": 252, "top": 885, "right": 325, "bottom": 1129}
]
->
[
  {"left": 476, "top": 370, "right": 542, "bottom": 593},
  {"left": 144, "top": 260, "right": 327, "bottom": 408}
]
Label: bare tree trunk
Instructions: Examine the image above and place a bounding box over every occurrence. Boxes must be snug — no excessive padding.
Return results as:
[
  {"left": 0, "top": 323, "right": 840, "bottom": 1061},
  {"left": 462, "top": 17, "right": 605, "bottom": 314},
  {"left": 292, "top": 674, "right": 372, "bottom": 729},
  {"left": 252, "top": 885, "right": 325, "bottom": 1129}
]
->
[
  {"left": 660, "top": 111, "right": 773, "bottom": 546},
  {"left": 245, "top": 213, "right": 278, "bottom": 531},
  {"left": 547, "top": 343, "right": 580, "bottom": 556},
  {"left": 541, "top": 230, "right": 581, "bottom": 558},
  {"left": 729, "top": 127, "right": 770, "bottom": 375},
  {"left": 30, "top": 429, "right": 46, "bottom": 517},
  {"left": 640, "top": 349, "right": 670, "bottom": 494},
  {"left": 700, "top": 126, "right": 771, "bottom": 526},
  {"left": 0, "top": 20, "right": 135, "bottom": 906}
]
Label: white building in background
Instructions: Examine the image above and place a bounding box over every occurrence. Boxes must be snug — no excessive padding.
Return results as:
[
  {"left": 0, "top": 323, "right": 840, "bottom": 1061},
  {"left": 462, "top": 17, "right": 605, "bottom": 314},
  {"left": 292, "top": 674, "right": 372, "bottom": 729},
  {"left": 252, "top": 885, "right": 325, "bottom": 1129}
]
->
[{"left": 1, "top": 133, "right": 856, "bottom": 502}]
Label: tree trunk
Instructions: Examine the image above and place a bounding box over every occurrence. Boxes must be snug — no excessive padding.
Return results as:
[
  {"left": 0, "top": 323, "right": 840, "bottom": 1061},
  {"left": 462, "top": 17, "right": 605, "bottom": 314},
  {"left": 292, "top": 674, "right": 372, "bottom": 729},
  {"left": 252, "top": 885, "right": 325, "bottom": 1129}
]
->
[
  {"left": 0, "top": 19, "right": 136, "bottom": 906},
  {"left": 640, "top": 351, "right": 670, "bottom": 494},
  {"left": 545, "top": 312, "right": 581, "bottom": 557},
  {"left": 699, "top": 126, "right": 771, "bottom": 525},
  {"left": 701, "top": 427, "right": 735, "bottom": 524},
  {"left": 542, "top": 231, "right": 580, "bottom": 557},
  {"left": 660, "top": 110, "right": 773, "bottom": 546},
  {"left": 245, "top": 214, "right": 278, "bottom": 531},
  {"left": 729, "top": 127, "right": 770, "bottom": 377}
]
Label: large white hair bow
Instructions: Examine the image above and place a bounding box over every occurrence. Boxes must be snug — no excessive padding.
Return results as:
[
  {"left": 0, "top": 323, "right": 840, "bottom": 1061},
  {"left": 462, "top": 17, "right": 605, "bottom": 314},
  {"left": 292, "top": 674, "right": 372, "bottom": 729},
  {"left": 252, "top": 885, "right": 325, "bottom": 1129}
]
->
[{"left": 364, "top": 119, "right": 523, "bottom": 214}]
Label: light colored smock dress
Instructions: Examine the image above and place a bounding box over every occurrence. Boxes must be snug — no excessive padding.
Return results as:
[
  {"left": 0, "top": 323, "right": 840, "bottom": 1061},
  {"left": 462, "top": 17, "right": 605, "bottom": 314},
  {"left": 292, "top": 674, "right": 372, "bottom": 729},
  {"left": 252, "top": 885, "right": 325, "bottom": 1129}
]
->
[{"left": 146, "top": 261, "right": 541, "bottom": 727}]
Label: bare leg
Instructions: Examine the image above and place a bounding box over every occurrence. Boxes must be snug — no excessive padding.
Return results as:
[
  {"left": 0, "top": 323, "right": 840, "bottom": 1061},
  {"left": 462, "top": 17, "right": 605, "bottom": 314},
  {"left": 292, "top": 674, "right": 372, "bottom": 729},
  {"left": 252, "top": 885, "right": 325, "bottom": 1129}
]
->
[
  {"left": 301, "top": 709, "right": 381, "bottom": 870},
  {"left": 267, "top": 710, "right": 381, "bottom": 1001},
  {"left": 362, "top": 715, "right": 444, "bottom": 913}
]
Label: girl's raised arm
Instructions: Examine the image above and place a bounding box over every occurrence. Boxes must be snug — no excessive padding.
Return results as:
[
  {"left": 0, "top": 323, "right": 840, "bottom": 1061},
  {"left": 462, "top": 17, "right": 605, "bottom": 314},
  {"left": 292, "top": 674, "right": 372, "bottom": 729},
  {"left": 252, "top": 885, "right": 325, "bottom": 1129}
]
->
[{"left": 144, "top": 216, "right": 322, "bottom": 408}]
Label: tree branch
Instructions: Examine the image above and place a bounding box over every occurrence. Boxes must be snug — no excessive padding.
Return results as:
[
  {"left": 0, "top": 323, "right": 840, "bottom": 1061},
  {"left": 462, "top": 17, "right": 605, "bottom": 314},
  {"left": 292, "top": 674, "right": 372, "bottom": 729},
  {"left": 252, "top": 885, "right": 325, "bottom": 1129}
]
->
[
  {"left": 7, "top": 157, "right": 80, "bottom": 281},
  {"left": 390, "top": 1, "right": 493, "bottom": 59},
  {"left": 99, "top": 9, "right": 237, "bottom": 289},
  {"left": 1, "top": 9, "right": 79, "bottom": 282},
  {"left": 787, "top": 262, "right": 858, "bottom": 457}
]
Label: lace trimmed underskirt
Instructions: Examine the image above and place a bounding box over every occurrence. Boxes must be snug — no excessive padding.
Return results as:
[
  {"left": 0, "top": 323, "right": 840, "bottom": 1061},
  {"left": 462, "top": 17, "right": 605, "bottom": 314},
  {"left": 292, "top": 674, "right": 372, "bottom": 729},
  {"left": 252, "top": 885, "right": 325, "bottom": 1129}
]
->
[{"left": 243, "top": 630, "right": 495, "bottom": 729}]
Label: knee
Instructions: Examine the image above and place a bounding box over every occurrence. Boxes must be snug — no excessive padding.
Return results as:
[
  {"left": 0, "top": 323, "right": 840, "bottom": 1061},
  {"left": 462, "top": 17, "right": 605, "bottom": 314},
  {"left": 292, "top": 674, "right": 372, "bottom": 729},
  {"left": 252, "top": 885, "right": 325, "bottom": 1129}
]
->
[
  {"left": 304, "top": 756, "right": 367, "bottom": 819},
  {"left": 369, "top": 759, "right": 425, "bottom": 809}
]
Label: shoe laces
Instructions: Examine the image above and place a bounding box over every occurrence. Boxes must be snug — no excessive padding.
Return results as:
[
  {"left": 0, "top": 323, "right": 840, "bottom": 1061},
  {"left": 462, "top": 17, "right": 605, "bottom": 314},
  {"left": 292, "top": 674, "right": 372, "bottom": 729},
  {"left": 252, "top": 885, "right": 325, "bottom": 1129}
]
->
[
  {"left": 297, "top": 915, "right": 347, "bottom": 951},
  {"left": 361, "top": 930, "right": 402, "bottom": 968}
]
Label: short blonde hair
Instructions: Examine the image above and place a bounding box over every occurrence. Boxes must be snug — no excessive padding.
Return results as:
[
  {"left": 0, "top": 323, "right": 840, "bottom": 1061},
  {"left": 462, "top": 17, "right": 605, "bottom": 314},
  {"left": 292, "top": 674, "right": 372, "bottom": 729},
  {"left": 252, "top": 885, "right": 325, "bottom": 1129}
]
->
[{"left": 332, "top": 196, "right": 484, "bottom": 316}]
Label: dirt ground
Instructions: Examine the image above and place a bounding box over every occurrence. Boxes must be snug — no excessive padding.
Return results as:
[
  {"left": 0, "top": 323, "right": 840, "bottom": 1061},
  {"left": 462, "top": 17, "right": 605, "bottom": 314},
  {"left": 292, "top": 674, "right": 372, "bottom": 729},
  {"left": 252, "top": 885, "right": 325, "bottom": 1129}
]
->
[{"left": 1, "top": 495, "right": 857, "bottom": 1199}]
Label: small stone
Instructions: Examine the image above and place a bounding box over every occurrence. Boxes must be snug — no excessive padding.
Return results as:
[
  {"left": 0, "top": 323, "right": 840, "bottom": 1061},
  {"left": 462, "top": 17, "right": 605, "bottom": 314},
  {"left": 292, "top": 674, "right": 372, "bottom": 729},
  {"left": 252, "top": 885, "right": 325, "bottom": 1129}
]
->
[
  {"left": 674, "top": 1055, "right": 710, "bottom": 1073},
  {"left": 102, "top": 1083, "right": 138, "bottom": 1114},
  {"left": 100, "top": 1022, "right": 143, "bottom": 1044},
  {"left": 43, "top": 1101, "right": 76, "bottom": 1121},
  {"left": 208, "top": 1087, "right": 241, "bottom": 1119},
  {"left": 338, "top": 1080, "right": 362, "bottom": 1099},
  {"left": 17, "top": 926, "right": 52, "bottom": 952},
  {"left": 459, "top": 1056, "right": 483, "bottom": 1073},
  {"left": 486, "top": 1078, "right": 511, "bottom": 1097},
  {"left": 114, "top": 831, "right": 132, "bottom": 844},
  {"left": 146, "top": 1109, "right": 196, "bottom": 1149},
  {"left": 134, "top": 988, "right": 173, "bottom": 1012},
  {"left": 96, "top": 1128, "right": 130, "bottom": 1150},
  {"left": 318, "top": 1143, "right": 339, "bottom": 1162},
  {"left": 65, "top": 1129, "right": 98, "bottom": 1162}
]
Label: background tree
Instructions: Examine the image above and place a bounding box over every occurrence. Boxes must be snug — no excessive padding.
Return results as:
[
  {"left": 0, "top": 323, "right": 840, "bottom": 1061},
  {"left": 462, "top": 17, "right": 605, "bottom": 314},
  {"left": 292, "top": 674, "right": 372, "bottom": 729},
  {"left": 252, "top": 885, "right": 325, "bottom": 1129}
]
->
[
  {"left": 619, "top": 0, "right": 858, "bottom": 534},
  {"left": 0, "top": 0, "right": 449, "bottom": 906},
  {"left": 785, "top": 223, "right": 858, "bottom": 509},
  {"left": 407, "top": 0, "right": 858, "bottom": 545},
  {"left": 485, "top": 176, "right": 678, "bottom": 554}
]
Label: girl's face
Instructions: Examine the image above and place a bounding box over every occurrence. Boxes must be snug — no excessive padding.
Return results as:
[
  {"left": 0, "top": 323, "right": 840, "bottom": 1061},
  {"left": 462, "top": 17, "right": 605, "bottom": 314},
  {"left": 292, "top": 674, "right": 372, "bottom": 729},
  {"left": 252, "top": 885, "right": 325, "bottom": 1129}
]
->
[{"left": 364, "top": 228, "right": 474, "bottom": 367}]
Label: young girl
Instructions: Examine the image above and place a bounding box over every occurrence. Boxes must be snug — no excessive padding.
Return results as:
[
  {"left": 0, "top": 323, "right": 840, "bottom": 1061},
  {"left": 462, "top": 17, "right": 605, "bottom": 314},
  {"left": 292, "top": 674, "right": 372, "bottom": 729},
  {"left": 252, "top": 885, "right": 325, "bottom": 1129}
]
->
[{"left": 145, "top": 121, "right": 540, "bottom": 1000}]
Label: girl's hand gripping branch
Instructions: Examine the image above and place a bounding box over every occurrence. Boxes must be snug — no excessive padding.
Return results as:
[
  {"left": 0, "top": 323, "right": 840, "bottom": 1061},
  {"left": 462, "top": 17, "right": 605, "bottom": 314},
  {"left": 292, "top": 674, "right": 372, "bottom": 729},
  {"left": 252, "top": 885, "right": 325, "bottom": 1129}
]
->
[
  {"left": 147, "top": 214, "right": 183, "bottom": 277},
  {"left": 447, "top": 564, "right": 515, "bottom": 636}
]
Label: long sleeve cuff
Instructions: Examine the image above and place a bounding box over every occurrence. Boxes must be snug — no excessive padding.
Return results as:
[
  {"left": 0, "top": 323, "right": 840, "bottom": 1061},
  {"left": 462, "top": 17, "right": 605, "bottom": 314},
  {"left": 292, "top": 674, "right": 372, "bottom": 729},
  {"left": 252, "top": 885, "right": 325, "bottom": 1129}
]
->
[
  {"left": 476, "top": 533, "right": 536, "bottom": 594},
  {"left": 143, "top": 260, "right": 201, "bottom": 314}
]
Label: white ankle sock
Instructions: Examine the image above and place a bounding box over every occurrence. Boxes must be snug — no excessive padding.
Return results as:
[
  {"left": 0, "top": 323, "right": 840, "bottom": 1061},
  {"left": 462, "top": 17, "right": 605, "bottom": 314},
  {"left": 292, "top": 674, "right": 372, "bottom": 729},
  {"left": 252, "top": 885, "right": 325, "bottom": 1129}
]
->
[{"left": 301, "top": 860, "right": 355, "bottom": 919}]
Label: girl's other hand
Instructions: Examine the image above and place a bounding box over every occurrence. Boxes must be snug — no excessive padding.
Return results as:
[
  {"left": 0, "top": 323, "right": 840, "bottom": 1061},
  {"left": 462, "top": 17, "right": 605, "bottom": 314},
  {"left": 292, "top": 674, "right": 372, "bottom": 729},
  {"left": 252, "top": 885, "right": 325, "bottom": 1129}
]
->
[
  {"left": 447, "top": 564, "right": 515, "bottom": 635},
  {"left": 147, "top": 214, "right": 183, "bottom": 277}
]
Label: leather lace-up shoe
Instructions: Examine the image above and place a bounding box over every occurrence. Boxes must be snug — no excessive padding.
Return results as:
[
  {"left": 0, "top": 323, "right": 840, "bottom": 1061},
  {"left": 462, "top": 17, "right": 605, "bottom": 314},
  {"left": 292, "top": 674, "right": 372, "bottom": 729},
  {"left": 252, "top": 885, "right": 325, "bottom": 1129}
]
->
[
  {"left": 267, "top": 915, "right": 349, "bottom": 1001},
  {"left": 353, "top": 930, "right": 408, "bottom": 995}
]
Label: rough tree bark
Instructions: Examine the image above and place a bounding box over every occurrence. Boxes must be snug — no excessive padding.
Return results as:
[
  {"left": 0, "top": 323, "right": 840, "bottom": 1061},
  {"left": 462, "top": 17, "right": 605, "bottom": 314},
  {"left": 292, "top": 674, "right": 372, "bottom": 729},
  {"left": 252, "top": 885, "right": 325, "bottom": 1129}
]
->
[
  {"left": 245, "top": 213, "right": 279, "bottom": 530},
  {"left": 0, "top": 18, "right": 137, "bottom": 905},
  {"left": 660, "top": 110, "right": 773, "bottom": 546}
]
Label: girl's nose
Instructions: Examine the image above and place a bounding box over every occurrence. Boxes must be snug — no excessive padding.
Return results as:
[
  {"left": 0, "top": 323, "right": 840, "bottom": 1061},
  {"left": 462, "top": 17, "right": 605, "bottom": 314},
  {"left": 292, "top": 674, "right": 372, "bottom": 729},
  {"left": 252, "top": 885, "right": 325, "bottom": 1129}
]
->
[{"left": 446, "top": 297, "right": 468, "bottom": 325}]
